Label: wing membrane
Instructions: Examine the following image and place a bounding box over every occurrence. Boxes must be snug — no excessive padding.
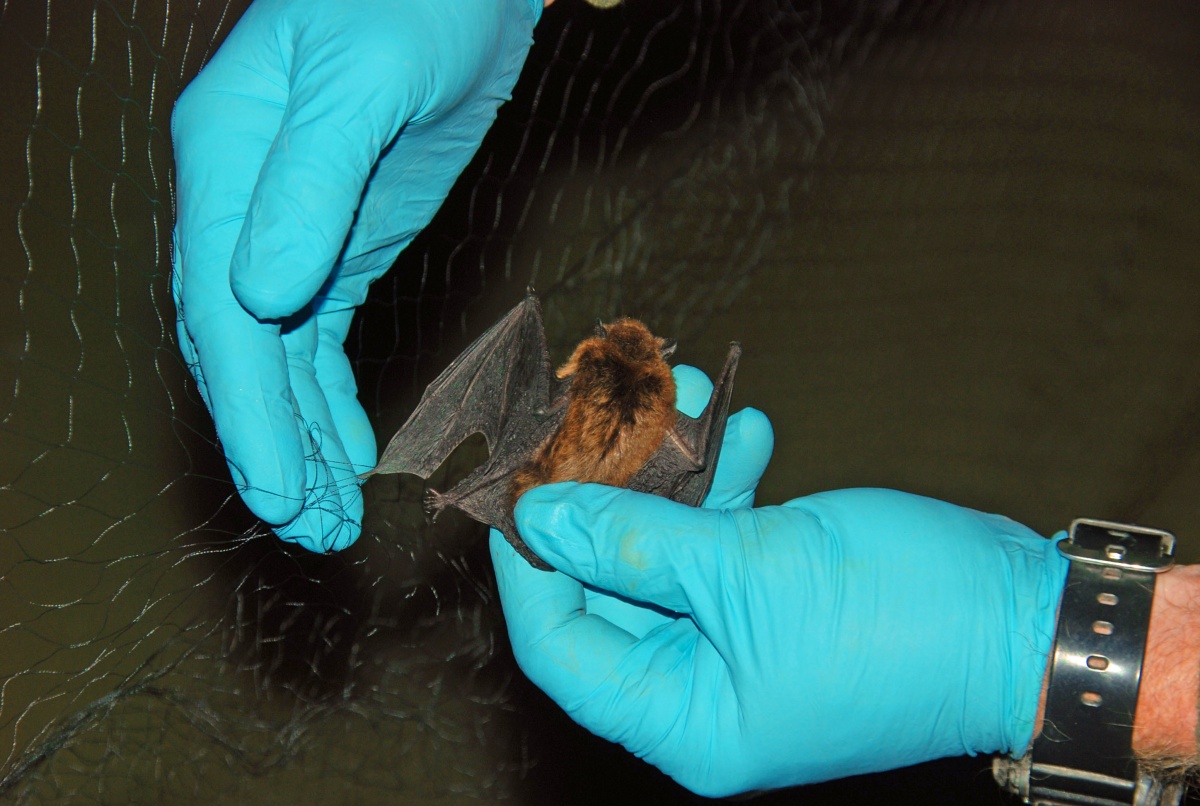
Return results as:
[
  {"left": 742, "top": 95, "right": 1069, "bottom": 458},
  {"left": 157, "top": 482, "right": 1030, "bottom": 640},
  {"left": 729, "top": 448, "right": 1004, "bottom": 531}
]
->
[{"left": 369, "top": 293, "right": 552, "bottom": 479}]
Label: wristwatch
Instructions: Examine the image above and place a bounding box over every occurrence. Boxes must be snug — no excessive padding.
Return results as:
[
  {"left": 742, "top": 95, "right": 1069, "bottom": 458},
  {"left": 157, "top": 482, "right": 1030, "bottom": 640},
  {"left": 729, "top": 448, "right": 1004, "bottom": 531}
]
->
[{"left": 993, "top": 518, "right": 1185, "bottom": 806}]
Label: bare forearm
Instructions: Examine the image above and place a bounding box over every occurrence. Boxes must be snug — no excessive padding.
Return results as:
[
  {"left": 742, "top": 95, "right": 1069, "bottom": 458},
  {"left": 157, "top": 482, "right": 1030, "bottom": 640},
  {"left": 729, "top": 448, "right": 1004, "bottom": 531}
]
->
[{"left": 1133, "top": 564, "right": 1200, "bottom": 761}]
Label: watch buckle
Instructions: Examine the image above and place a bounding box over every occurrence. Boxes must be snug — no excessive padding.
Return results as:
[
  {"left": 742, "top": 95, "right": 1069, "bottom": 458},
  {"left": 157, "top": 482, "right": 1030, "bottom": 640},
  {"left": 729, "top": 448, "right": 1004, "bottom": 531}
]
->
[{"left": 1060, "top": 518, "right": 1175, "bottom": 573}]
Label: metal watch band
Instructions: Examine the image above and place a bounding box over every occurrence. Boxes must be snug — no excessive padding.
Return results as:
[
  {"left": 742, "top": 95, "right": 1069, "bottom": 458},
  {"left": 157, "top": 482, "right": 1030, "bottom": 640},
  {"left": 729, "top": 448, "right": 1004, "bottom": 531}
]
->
[{"left": 994, "top": 519, "right": 1182, "bottom": 806}]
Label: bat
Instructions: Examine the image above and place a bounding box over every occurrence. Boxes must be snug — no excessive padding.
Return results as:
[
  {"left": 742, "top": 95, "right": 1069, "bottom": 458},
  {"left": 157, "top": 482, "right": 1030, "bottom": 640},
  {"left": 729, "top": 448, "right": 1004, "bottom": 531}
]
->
[{"left": 366, "top": 292, "right": 740, "bottom": 570}]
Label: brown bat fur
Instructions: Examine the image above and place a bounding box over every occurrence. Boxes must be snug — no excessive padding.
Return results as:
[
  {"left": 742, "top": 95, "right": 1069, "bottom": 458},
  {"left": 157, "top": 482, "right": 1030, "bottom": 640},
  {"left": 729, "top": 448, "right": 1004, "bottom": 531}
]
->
[{"left": 511, "top": 318, "right": 676, "bottom": 502}]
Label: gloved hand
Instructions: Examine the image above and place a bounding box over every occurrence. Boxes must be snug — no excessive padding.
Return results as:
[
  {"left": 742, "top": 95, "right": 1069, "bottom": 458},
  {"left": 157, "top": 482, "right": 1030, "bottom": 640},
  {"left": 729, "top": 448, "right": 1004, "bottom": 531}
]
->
[
  {"left": 172, "top": 0, "right": 541, "bottom": 551},
  {"left": 490, "top": 385, "right": 1069, "bottom": 797}
]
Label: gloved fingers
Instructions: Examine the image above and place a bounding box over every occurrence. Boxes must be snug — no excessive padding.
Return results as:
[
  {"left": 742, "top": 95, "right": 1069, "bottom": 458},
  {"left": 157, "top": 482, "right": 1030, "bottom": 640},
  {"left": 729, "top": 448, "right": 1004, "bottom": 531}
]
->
[
  {"left": 490, "top": 530, "right": 720, "bottom": 755},
  {"left": 228, "top": 26, "right": 424, "bottom": 321},
  {"left": 177, "top": 297, "right": 306, "bottom": 526},
  {"left": 313, "top": 306, "right": 377, "bottom": 475},
  {"left": 672, "top": 365, "right": 714, "bottom": 417},
  {"left": 514, "top": 483, "right": 731, "bottom": 616},
  {"left": 703, "top": 407, "right": 773, "bottom": 510},
  {"left": 171, "top": 43, "right": 306, "bottom": 525},
  {"left": 171, "top": 50, "right": 284, "bottom": 245},
  {"left": 171, "top": 28, "right": 288, "bottom": 316},
  {"left": 272, "top": 315, "right": 362, "bottom": 552},
  {"left": 271, "top": 443, "right": 362, "bottom": 552}
]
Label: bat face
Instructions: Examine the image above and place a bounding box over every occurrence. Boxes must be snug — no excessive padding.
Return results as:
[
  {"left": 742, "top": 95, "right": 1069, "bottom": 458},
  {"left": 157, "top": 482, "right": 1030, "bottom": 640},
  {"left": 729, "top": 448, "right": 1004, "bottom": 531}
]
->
[{"left": 369, "top": 293, "right": 740, "bottom": 570}]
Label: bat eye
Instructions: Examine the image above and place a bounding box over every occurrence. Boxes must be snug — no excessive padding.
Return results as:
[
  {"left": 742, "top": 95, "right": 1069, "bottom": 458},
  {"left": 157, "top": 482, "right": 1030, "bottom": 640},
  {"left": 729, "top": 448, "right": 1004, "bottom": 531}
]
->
[
  {"left": 660, "top": 338, "right": 678, "bottom": 359},
  {"left": 594, "top": 319, "right": 608, "bottom": 338}
]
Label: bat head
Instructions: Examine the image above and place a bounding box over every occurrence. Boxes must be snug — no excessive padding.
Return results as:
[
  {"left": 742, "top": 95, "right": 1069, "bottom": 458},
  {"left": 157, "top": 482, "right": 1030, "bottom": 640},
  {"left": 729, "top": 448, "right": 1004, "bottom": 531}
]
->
[
  {"left": 558, "top": 317, "right": 675, "bottom": 381},
  {"left": 590, "top": 318, "right": 675, "bottom": 360},
  {"left": 598, "top": 318, "right": 674, "bottom": 366}
]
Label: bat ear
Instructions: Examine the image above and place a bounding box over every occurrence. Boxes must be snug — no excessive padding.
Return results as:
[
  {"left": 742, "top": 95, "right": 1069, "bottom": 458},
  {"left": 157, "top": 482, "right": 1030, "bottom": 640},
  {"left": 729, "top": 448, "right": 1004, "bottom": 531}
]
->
[
  {"left": 593, "top": 319, "right": 608, "bottom": 338},
  {"left": 660, "top": 337, "right": 678, "bottom": 359}
]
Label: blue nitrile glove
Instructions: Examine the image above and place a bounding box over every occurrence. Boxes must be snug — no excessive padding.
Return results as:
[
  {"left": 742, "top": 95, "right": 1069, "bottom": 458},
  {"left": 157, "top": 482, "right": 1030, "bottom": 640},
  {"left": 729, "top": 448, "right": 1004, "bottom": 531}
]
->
[
  {"left": 490, "top": 405, "right": 1070, "bottom": 798},
  {"left": 172, "top": 0, "right": 541, "bottom": 552}
]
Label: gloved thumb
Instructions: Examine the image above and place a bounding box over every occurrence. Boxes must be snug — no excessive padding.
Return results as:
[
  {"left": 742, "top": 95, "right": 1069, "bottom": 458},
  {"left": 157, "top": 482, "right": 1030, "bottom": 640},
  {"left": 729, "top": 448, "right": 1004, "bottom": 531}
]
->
[{"left": 514, "top": 483, "right": 726, "bottom": 614}]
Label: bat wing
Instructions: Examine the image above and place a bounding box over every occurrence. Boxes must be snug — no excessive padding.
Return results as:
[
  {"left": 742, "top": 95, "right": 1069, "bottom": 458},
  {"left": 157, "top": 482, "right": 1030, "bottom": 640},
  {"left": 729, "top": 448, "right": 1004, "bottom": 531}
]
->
[
  {"left": 369, "top": 292, "right": 554, "bottom": 479},
  {"left": 628, "top": 343, "right": 741, "bottom": 506},
  {"left": 423, "top": 397, "right": 566, "bottom": 571}
]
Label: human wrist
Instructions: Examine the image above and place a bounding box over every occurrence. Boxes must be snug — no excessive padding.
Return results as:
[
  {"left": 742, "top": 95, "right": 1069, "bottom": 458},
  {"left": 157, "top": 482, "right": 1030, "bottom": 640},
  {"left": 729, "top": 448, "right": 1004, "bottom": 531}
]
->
[
  {"left": 1132, "top": 564, "right": 1200, "bottom": 761},
  {"left": 1033, "top": 564, "right": 1199, "bottom": 760}
]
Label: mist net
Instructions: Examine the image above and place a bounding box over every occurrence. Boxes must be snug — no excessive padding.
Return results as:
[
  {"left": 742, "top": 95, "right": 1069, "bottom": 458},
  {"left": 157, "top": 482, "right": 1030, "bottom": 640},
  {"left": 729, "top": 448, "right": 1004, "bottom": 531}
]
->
[{"left": 0, "top": 1, "right": 936, "bottom": 802}]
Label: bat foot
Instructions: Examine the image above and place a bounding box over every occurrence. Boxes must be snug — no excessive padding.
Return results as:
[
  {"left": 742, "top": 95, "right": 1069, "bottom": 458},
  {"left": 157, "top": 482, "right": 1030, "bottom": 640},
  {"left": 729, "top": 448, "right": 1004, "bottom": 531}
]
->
[{"left": 423, "top": 488, "right": 447, "bottom": 522}]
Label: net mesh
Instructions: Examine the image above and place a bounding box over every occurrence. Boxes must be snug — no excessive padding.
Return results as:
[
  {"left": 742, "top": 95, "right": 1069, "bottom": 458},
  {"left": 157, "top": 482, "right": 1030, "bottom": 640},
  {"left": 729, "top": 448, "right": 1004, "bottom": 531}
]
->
[
  {"left": 2, "top": 0, "right": 1198, "bottom": 803},
  {"left": 0, "top": 1, "right": 867, "bottom": 801}
]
